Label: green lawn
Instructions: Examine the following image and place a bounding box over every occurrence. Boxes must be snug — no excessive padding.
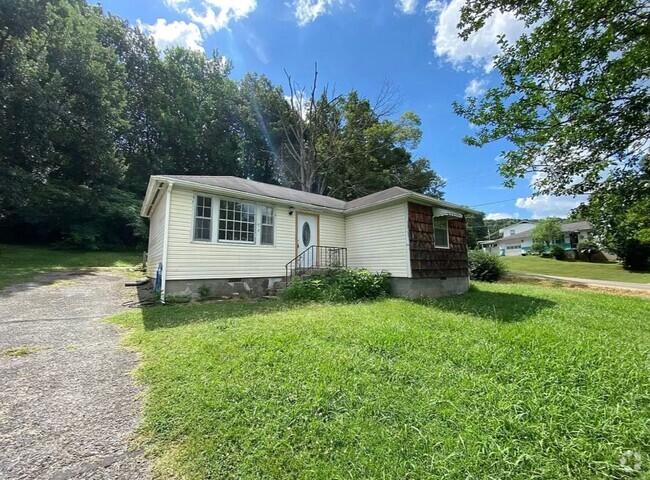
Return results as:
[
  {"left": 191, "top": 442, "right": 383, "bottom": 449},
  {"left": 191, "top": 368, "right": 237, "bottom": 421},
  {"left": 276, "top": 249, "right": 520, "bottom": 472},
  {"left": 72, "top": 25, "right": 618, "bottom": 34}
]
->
[
  {"left": 0, "top": 244, "right": 142, "bottom": 289},
  {"left": 502, "top": 255, "right": 650, "bottom": 283},
  {"left": 110, "top": 283, "right": 649, "bottom": 479}
]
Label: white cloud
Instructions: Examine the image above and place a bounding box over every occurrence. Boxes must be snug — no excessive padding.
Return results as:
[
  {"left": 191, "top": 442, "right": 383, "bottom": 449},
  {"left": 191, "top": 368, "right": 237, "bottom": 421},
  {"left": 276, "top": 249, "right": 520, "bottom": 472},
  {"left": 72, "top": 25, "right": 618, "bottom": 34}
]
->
[
  {"left": 397, "top": 0, "right": 418, "bottom": 14},
  {"left": 186, "top": 0, "right": 257, "bottom": 33},
  {"left": 246, "top": 32, "right": 269, "bottom": 64},
  {"left": 425, "top": 0, "right": 444, "bottom": 13},
  {"left": 139, "top": 19, "right": 204, "bottom": 52},
  {"left": 486, "top": 212, "right": 519, "bottom": 220},
  {"left": 464, "top": 78, "right": 487, "bottom": 97},
  {"left": 429, "top": 0, "right": 527, "bottom": 72},
  {"left": 292, "top": 0, "right": 346, "bottom": 26},
  {"left": 515, "top": 195, "right": 587, "bottom": 219},
  {"left": 164, "top": 0, "right": 189, "bottom": 9}
]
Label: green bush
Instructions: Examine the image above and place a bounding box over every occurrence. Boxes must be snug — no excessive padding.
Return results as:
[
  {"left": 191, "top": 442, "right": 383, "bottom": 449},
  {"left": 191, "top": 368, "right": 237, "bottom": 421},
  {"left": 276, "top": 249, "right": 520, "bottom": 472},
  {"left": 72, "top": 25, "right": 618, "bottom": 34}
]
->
[
  {"left": 531, "top": 243, "right": 545, "bottom": 255},
  {"left": 282, "top": 269, "right": 391, "bottom": 302},
  {"left": 468, "top": 250, "right": 507, "bottom": 282},
  {"left": 549, "top": 245, "right": 566, "bottom": 260},
  {"left": 577, "top": 239, "right": 600, "bottom": 262},
  {"left": 198, "top": 284, "right": 211, "bottom": 301},
  {"left": 621, "top": 239, "right": 650, "bottom": 271}
]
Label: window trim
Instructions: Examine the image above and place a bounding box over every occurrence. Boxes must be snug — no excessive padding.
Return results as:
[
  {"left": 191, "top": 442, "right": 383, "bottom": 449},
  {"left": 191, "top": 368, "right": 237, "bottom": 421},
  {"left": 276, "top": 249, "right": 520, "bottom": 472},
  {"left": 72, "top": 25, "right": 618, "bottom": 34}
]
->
[
  {"left": 259, "top": 205, "right": 275, "bottom": 246},
  {"left": 217, "top": 199, "right": 257, "bottom": 244},
  {"left": 433, "top": 216, "right": 450, "bottom": 249},
  {"left": 190, "top": 193, "right": 275, "bottom": 247},
  {"left": 192, "top": 194, "right": 213, "bottom": 242}
]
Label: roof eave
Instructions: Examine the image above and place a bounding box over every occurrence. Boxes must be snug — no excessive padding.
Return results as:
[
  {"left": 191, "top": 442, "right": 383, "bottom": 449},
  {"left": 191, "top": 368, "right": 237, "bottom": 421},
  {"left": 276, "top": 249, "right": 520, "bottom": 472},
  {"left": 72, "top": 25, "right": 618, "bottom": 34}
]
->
[
  {"left": 155, "top": 175, "right": 346, "bottom": 214},
  {"left": 140, "top": 177, "right": 167, "bottom": 218},
  {"left": 343, "top": 193, "right": 478, "bottom": 215}
]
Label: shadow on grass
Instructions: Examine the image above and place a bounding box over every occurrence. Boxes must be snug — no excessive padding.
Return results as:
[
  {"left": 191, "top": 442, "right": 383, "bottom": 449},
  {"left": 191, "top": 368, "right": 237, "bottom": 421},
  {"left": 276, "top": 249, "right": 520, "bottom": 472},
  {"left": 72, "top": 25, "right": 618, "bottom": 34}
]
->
[
  {"left": 139, "top": 299, "right": 297, "bottom": 331},
  {"left": 416, "top": 289, "right": 556, "bottom": 322}
]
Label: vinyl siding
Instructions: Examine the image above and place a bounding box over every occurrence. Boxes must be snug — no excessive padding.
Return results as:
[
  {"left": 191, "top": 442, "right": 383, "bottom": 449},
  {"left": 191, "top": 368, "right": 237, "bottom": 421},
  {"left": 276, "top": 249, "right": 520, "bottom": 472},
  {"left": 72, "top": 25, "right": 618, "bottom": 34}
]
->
[
  {"left": 146, "top": 189, "right": 168, "bottom": 278},
  {"left": 319, "top": 213, "right": 346, "bottom": 247},
  {"left": 165, "top": 187, "right": 345, "bottom": 279},
  {"left": 345, "top": 203, "right": 409, "bottom": 277}
]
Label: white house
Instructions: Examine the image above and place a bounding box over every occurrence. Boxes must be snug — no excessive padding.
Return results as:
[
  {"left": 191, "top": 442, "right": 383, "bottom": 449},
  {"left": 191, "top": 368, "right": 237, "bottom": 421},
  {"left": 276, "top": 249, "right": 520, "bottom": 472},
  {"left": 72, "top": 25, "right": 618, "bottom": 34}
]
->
[
  {"left": 141, "top": 175, "right": 478, "bottom": 300},
  {"left": 499, "top": 221, "right": 535, "bottom": 238},
  {"left": 478, "top": 221, "right": 593, "bottom": 256}
]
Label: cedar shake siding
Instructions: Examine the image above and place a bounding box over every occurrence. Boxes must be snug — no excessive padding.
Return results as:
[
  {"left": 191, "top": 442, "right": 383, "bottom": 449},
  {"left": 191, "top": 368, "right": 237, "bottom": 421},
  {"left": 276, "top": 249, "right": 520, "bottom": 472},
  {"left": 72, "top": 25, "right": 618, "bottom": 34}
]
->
[{"left": 408, "top": 202, "right": 468, "bottom": 279}]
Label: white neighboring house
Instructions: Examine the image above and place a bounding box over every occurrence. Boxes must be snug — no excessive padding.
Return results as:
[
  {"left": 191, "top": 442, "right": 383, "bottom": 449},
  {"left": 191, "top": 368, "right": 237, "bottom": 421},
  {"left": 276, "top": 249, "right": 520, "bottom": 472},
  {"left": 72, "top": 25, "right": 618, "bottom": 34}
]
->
[
  {"left": 478, "top": 221, "right": 593, "bottom": 256},
  {"left": 141, "top": 175, "right": 479, "bottom": 300}
]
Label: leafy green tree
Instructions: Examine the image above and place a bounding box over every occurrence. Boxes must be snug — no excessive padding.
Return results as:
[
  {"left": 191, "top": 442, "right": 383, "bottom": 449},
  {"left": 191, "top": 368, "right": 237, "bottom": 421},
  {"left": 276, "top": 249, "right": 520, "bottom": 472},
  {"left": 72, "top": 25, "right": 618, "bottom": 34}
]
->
[
  {"left": 532, "top": 218, "right": 563, "bottom": 247},
  {"left": 318, "top": 92, "right": 444, "bottom": 200},
  {"left": 577, "top": 160, "right": 650, "bottom": 270},
  {"left": 454, "top": 0, "right": 649, "bottom": 197},
  {"left": 99, "top": 13, "right": 166, "bottom": 196},
  {"left": 0, "top": 0, "right": 140, "bottom": 247},
  {"left": 158, "top": 48, "right": 241, "bottom": 178},
  {"left": 236, "top": 73, "right": 287, "bottom": 184}
]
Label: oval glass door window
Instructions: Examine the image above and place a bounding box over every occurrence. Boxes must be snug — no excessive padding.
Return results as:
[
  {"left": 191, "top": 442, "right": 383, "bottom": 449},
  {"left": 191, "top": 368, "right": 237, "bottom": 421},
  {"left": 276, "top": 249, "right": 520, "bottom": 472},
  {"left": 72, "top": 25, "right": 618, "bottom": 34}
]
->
[{"left": 302, "top": 222, "right": 311, "bottom": 246}]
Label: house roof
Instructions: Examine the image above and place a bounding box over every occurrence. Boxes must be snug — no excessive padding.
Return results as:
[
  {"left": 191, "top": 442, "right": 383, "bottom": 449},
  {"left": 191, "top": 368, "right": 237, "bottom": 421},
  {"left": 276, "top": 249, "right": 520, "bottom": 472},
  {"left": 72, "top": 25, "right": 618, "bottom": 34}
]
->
[
  {"left": 141, "top": 175, "right": 479, "bottom": 217},
  {"left": 159, "top": 175, "right": 347, "bottom": 210},
  {"left": 561, "top": 220, "right": 592, "bottom": 232}
]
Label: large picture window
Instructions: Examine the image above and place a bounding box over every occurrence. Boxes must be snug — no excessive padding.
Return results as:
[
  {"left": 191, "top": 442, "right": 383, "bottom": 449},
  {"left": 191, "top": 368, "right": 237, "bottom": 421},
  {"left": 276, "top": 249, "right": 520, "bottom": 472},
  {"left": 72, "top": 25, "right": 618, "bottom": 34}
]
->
[
  {"left": 193, "top": 195, "right": 212, "bottom": 241},
  {"left": 433, "top": 217, "right": 449, "bottom": 248},
  {"left": 260, "top": 206, "right": 274, "bottom": 245},
  {"left": 218, "top": 200, "right": 256, "bottom": 242}
]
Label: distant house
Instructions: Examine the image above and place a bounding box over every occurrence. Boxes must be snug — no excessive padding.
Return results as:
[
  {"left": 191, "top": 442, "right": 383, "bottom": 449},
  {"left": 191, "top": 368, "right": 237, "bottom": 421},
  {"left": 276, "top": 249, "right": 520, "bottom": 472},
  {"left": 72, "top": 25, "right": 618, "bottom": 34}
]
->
[
  {"left": 141, "top": 176, "right": 479, "bottom": 300},
  {"left": 478, "top": 221, "right": 593, "bottom": 256}
]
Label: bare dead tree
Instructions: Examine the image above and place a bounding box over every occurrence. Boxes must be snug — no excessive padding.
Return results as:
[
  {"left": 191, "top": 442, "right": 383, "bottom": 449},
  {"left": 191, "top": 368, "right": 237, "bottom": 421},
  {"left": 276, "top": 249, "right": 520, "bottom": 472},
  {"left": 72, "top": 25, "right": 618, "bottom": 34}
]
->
[
  {"left": 373, "top": 79, "right": 404, "bottom": 118},
  {"left": 277, "top": 63, "right": 345, "bottom": 195}
]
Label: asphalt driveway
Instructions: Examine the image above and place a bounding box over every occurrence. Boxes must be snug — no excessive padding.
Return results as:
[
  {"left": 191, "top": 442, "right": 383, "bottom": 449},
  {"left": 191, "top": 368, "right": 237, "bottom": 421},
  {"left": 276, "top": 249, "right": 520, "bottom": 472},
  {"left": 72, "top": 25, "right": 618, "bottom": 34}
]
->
[{"left": 0, "top": 271, "right": 149, "bottom": 479}]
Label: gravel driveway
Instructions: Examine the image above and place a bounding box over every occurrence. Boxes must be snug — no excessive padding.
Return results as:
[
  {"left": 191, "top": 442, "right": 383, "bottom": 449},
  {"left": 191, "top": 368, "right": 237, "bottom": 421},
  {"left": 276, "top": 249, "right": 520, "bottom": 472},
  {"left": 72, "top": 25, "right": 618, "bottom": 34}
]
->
[{"left": 0, "top": 270, "right": 149, "bottom": 479}]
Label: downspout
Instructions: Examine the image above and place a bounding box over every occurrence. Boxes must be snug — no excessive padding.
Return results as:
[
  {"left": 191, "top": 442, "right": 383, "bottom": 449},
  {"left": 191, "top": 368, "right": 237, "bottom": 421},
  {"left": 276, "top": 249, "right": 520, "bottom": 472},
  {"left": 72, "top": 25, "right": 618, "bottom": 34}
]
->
[{"left": 160, "top": 181, "right": 173, "bottom": 303}]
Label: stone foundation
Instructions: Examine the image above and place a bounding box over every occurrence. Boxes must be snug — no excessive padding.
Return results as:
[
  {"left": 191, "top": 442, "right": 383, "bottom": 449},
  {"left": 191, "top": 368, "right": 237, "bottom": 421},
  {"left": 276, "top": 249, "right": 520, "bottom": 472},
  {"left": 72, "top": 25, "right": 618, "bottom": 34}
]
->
[
  {"left": 390, "top": 276, "right": 469, "bottom": 299},
  {"left": 165, "top": 277, "right": 285, "bottom": 300}
]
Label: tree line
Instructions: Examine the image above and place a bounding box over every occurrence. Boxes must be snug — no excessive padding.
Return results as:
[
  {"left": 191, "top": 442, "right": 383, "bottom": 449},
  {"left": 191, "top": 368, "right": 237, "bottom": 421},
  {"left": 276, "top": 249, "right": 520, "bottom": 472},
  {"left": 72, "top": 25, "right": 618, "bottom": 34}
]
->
[{"left": 0, "top": 0, "right": 444, "bottom": 249}]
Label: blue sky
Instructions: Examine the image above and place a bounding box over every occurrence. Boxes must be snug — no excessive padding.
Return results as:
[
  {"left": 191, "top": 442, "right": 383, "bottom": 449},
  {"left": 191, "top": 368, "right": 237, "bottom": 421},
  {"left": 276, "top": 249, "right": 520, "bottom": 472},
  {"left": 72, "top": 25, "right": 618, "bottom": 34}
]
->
[{"left": 99, "top": 0, "right": 584, "bottom": 219}]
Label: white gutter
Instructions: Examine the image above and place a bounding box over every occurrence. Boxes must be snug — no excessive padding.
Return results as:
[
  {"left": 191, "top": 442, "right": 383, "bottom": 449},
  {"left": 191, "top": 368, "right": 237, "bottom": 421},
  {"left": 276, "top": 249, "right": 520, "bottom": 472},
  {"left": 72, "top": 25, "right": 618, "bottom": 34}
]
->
[{"left": 160, "top": 181, "right": 173, "bottom": 303}]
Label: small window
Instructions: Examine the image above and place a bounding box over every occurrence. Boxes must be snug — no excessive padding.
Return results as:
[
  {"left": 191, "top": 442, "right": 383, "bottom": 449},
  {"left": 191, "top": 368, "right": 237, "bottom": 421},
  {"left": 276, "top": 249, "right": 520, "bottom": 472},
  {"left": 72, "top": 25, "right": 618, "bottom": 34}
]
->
[
  {"left": 194, "top": 196, "right": 212, "bottom": 241},
  {"left": 260, "top": 206, "right": 274, "bottom": 245},
  {"left": 510, "top": 229, "right": 516, "bottom": 236},
  {"left": 218, "top": 200, "right": 256, "bottom": 243},
  {"left": 434, "top": 217, "right": 449, "bottom": 248},
  {"left": 302, "top": 221, "right": 311, "bottom": 246}
]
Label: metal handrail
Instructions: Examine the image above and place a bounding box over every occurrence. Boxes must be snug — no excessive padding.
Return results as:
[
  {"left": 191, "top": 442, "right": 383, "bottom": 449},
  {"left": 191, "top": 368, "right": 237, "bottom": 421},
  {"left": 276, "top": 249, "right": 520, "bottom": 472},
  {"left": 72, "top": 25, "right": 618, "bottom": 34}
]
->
[{"left": 285, "top": 245, "right": 348, "bottom": 285}]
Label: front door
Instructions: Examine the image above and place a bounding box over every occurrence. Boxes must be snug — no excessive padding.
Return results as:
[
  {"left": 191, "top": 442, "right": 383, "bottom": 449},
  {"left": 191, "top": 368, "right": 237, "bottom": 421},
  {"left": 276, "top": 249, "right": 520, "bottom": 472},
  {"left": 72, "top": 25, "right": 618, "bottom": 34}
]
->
[{"left": 297, "top": 213, "right": 318, "bottom": 267}]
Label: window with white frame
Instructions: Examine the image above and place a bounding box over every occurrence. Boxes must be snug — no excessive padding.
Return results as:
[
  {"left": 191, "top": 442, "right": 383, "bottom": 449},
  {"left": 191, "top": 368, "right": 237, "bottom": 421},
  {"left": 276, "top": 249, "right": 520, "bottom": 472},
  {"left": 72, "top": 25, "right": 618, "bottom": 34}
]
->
[
  {"left": 433, "top": 217, "right": 449, "bottom": 248},
  {"left": 218, "top": 200, "right": 256, "bottom": 242},
  {"left": 193, "top": 195, "right": 212, "bottom": 241},
  {"left": 260, "top": 206, "right": 274, "bottom": 245}
]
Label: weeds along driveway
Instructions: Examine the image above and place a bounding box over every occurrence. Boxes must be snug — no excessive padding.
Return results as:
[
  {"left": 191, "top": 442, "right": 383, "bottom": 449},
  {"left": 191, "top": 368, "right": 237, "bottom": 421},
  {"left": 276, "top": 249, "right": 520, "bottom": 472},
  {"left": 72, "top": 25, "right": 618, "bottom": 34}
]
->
[{"left": 0, "top": 270, "right": 148, "bottom": 480}]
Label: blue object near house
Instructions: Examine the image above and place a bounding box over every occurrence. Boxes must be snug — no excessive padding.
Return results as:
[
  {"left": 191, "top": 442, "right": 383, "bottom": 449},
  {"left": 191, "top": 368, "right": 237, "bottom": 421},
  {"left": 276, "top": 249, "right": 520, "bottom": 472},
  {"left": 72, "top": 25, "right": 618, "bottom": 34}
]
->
[{"left": 153, "top": 263, "right": 162, "bottom": 293}]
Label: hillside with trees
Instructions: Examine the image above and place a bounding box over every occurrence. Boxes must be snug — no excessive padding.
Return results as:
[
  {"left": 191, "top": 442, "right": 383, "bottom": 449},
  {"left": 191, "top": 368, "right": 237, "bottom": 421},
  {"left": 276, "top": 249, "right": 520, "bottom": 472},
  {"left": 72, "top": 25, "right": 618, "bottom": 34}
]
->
[{"left": 0, "top": 0, "right": 444, "bottom": 249}]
